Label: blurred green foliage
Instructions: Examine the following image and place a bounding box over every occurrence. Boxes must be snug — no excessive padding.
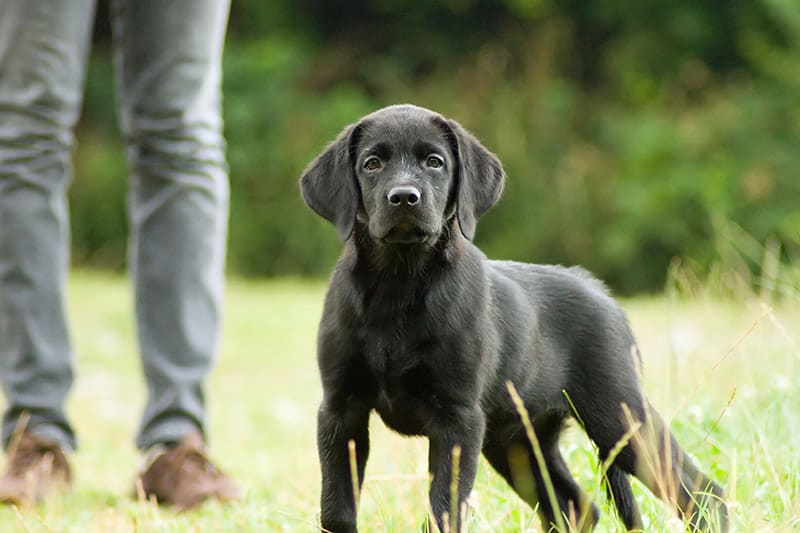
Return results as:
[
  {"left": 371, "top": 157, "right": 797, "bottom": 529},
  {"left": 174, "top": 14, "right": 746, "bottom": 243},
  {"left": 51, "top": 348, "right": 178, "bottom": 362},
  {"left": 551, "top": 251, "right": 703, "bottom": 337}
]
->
[{"left": 69, "top": 0, "right": 800, "bottom": 293}]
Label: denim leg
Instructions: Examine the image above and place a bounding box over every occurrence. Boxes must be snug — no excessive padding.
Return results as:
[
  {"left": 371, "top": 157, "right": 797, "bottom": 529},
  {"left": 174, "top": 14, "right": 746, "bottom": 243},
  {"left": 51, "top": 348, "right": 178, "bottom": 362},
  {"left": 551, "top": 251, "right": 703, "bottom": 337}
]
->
[
  {"left": 108, "top": 0, "right": 231, "bottom": 450},
  {"left": 0, "top": 0, "right": 96, "bottom": 451}
]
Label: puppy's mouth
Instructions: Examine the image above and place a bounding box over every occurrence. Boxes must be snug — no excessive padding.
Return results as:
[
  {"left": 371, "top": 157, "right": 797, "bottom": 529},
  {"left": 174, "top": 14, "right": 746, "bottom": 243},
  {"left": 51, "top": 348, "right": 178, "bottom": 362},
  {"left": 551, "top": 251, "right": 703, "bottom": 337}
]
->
[{"left": 381, "top": 224, "right": 432, "bottom": 245}]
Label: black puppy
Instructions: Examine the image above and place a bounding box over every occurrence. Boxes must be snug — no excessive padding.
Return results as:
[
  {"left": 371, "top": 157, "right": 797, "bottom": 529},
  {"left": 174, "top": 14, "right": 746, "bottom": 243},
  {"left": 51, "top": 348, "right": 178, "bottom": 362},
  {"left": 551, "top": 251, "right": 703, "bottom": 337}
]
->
[{"left": 300, "top": 104, "right": 727, "bottom": 533}]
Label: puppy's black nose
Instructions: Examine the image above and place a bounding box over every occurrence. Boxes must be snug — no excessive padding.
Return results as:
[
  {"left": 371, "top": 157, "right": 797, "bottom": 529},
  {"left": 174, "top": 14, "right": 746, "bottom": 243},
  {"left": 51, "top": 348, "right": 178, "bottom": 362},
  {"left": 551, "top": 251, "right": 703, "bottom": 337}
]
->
[{"left": 387, "top": 186, "right": 421, "bottom": 206}]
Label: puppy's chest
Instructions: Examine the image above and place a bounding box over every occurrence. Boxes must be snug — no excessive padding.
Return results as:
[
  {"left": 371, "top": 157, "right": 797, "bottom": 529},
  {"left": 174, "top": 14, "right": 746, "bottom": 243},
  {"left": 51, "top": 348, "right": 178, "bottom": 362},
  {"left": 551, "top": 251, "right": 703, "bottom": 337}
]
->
[{"left": 359, "top": 322, "right": 443, "bottom": 435}]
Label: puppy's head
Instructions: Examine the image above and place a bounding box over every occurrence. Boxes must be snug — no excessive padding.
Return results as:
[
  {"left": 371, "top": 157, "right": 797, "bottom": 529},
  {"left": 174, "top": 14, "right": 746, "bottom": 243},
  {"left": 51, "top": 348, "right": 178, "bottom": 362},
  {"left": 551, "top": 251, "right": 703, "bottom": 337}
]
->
[{"left": 300, "top": 104, "right": 505, "bottom": 245}]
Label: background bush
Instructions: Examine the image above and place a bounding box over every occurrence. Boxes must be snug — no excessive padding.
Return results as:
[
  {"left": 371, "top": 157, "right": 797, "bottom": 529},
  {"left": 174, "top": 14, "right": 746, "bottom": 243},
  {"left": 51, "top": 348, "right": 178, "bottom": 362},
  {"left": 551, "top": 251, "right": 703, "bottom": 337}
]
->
[{"left": 69, "top": 0, "right": 800, "bottom": 294}]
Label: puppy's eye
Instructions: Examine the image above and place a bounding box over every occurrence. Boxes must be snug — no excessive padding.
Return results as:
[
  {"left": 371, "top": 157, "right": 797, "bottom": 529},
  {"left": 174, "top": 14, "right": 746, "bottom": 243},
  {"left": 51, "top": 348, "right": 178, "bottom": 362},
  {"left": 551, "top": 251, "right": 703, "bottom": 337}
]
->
[
  {"left": 425, "top": 155, "right": 444, "bottom": 169},
  {"left": 363, "top": 156, "right": 383, "bottom": 172}
]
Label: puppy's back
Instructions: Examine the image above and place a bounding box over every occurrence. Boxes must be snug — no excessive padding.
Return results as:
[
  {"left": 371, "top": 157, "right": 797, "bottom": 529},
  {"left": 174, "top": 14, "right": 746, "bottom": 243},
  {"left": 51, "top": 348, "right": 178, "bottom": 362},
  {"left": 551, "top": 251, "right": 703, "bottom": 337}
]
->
[{"left": 487, "top": 260, "right": 635, "bottom": 366}]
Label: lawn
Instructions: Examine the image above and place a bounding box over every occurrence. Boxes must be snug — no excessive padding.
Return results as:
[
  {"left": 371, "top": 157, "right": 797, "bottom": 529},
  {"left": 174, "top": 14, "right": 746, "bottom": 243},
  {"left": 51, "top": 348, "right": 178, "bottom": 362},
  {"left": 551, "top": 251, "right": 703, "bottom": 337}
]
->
[{"left": 1, "top": 271, "right": 798, "bottom": 532}]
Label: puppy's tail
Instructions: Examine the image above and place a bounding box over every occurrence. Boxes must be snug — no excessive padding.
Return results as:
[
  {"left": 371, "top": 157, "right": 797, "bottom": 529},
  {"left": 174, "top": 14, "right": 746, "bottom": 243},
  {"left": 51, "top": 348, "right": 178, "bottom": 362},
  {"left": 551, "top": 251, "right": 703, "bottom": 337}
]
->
[{"left": 605, "top": 464, "right": 643, "bottom": 531}]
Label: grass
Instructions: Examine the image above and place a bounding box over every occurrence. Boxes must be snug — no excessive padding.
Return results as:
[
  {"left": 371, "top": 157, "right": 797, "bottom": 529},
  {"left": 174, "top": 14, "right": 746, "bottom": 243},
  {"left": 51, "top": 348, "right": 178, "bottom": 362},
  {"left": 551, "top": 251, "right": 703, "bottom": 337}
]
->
[{"left": 1, "top": 270, "right": 798, "bottom": 532}]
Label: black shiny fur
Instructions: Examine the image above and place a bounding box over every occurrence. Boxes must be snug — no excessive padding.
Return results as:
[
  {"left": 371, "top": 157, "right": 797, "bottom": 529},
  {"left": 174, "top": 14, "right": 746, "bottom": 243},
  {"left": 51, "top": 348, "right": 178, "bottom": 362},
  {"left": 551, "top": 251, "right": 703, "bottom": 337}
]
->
[{"left": 300, "top": 104, "right": 727, "bottom": 533}]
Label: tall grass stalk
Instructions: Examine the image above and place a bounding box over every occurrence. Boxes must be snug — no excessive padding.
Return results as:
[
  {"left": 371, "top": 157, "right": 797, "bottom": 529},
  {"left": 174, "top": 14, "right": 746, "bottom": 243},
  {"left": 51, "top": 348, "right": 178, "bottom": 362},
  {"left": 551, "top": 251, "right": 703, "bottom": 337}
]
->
[{"left": 506, "top": 381, "right": 569, "bottom": 532}]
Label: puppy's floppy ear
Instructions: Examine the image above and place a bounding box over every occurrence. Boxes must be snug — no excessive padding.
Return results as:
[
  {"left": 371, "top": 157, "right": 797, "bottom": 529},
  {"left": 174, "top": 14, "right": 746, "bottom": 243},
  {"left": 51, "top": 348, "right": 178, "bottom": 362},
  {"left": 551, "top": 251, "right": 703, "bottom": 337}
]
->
[
  {"left": 440, "top": 118, "right": 505, "bottom": 240},
  {"left": 300, "top": 123, "right": 363, "bottom": 241}
]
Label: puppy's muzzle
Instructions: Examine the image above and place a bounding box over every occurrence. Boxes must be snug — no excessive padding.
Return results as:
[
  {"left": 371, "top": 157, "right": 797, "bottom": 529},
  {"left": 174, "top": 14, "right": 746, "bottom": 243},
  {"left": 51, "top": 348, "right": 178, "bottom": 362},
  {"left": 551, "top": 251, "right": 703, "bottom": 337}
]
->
[{"left": 381, "top": 186, "right": 432, "bottom": 244}]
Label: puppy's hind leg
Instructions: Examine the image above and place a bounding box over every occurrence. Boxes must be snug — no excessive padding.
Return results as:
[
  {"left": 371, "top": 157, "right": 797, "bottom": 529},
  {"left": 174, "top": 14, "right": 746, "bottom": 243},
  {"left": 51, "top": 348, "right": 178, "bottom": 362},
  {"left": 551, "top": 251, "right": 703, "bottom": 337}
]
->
[
  {"left": 584, "top": 399, "right": 727, "bottom": 532},
  {"left": 603, "top": 463, "right": 643, "bottom": 532},
  {"left": 638, "top": 415, "right": 728, "bottom": 532},
  {"left": 483, "top": 415, "right": 599, "bottom": 532}
]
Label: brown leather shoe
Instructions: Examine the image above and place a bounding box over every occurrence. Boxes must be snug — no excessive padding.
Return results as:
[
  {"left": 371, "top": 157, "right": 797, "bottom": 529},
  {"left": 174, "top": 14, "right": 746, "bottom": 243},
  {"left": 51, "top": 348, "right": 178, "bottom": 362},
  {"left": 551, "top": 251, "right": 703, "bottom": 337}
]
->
[
  {"left": 0, "top": 432, "right": 72, "bottom": 506},
  {"left": 137, "top": 431, "right": 240, "bottom": 510}
]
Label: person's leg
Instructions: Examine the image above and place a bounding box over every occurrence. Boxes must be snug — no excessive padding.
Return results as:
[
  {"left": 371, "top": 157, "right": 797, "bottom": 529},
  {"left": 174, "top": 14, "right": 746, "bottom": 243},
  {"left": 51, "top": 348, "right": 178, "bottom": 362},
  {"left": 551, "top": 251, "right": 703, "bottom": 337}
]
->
[
  {"left": 108, "top": 0, "right": 231, "bottom": 451},
  {"left": 0, "top": 0, "right": 96, "bottom": 452}
]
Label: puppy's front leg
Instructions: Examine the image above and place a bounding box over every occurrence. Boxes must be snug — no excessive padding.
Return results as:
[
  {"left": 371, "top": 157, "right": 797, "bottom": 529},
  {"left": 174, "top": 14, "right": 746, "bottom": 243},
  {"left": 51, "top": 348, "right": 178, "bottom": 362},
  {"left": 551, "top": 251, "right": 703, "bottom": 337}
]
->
[
  {"left": 426, "top": 406, "right": 486, "bottom": 533},
  {"left": 317, "top": 398, "right": 371, "bottom": 533}
]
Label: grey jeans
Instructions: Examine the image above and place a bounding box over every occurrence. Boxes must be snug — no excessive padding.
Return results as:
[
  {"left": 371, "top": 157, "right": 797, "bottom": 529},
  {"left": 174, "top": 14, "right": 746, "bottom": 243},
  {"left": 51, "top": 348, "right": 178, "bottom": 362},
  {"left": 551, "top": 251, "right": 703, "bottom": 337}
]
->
[{"left": 0, "top": 0, "right": 230, "bottom": 451}]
